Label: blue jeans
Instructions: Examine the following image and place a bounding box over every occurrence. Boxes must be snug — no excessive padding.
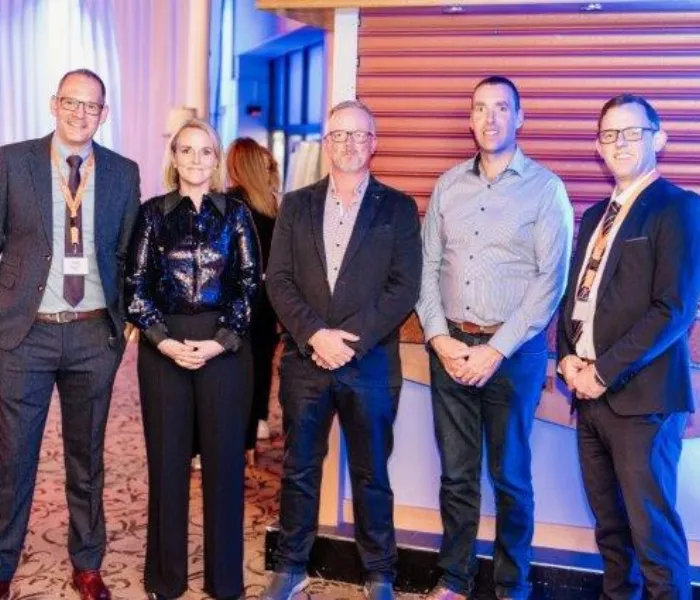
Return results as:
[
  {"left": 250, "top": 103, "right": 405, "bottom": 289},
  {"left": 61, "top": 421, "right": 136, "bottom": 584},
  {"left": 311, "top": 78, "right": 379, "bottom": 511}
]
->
[
  {"left": 430, "top": 327, "right": 547, "bottom": 598},
  {"left": 274, "top": 357, "right": 400, "bottom": 581}
]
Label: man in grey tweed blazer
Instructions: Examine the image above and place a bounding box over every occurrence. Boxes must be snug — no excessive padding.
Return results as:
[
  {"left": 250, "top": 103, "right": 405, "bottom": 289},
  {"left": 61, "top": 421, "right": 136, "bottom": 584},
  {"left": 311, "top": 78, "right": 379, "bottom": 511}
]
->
[{"left": 0, "top": 69, "right": 140, "bottom": 600}]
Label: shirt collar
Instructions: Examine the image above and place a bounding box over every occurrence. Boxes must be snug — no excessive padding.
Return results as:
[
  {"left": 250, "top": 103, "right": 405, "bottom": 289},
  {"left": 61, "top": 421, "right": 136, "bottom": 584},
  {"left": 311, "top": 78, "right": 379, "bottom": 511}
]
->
[
  {"left": 163, "top": 190, "right": 227, "bottom": 216},
  {"left": 329, "top": 172, "right": 371, "bottom": 203},
  {"left": 471, "top": 146, "right": 526, "bottom": 179},
  {"left": 51, "top": 134, "right": 92, "bottom": 163},
  {"left": 611, "top": 170, "right": 657, "bottom": 206}
]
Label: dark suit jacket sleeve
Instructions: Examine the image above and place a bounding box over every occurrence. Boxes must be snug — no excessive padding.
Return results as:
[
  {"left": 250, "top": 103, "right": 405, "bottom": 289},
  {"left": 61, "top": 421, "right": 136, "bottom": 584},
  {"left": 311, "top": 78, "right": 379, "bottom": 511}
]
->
[
  {"left": 340, "top": 193, "right": 423, "bottom": 359},
  {"left": 117, "top": 162, "right": 141, "bottom": 321},
  {"left": 556, "top": 208, "right": 597, "bottom": 364},
  {"left": 266, "top": 191, "right": 328, "bottom": 351},
  {"left": 555, "top": 303, "right": 574, "bottom": 365},
  {"left": 596, "top": 191, "right": 700, "bottom": 386},
  {"left": 0, "top": 146, "right": 7, "bottom": 253}
]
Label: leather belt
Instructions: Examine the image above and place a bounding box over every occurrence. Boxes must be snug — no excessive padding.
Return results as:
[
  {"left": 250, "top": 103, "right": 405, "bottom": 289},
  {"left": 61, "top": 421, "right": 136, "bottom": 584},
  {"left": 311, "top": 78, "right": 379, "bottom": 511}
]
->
[
  {"left": 448, "top": 319, "right": 501, "bottom": 335},
  {"left": 36, "top": 309, "right": 108, "bottom": 324}
]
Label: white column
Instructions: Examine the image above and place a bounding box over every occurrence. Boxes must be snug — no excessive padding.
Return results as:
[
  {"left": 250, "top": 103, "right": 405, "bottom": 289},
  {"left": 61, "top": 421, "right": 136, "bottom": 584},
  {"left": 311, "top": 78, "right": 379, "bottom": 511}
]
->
[
  {"left": 186, "top": 0, "right": 211, "bottom": 119},
  {"left": 330, "top": 8, "right": 360, "bottom": 106}
]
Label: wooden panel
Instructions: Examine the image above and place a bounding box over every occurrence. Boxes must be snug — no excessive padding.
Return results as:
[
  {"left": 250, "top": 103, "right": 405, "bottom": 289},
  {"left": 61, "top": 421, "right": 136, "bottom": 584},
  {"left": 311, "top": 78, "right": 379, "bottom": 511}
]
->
[
  {"left": 358, "top": 7, "right": 700, "bottom": 350},
  {"left": 357, "top": 8, "right": 700, "bottom": 220},
  {"left": 259, "top": 0, "right": 679, "bottom": 8}
]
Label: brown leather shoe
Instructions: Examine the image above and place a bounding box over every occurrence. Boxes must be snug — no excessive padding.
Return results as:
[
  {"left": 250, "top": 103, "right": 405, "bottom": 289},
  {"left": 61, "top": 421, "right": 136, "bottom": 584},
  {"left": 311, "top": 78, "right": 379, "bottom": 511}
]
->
[
  {"left": 425, "top": 586, "right": 468, "bottom": 600},
  {"left": 0, "top": 580, "right": 9, "bottom": 600},
  {"left": 72, "top": 569, "right": 111, "bottom": 600}
]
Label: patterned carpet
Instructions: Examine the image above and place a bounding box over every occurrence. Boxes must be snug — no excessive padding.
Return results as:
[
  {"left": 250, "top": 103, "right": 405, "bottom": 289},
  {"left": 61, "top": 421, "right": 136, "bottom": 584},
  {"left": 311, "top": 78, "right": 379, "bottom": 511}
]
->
[{"left": 8, "top": 343, "right": 405, "bottom": 600}]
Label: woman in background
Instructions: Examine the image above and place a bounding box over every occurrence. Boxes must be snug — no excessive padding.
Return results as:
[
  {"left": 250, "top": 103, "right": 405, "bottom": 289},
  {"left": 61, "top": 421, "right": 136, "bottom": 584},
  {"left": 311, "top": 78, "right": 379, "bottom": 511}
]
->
[
  {"left": 226, "top": 137, "right": 281, "bottom": 466},
  {"left": 126, "top": 119, "right": 260, "bottom": 600}
]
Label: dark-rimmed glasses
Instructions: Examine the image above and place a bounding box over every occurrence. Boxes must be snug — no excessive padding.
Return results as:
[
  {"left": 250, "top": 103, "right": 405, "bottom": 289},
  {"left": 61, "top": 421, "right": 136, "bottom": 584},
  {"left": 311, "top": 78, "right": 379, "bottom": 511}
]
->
[
  {"left": 325, "top": 130, "right": 375, "bottom": 144},
  {"left": 56, "top": 96, "right": 104, "bottom": 116},
  {"left": 597, "top": 127, "right": 658, "bottom": 145}
]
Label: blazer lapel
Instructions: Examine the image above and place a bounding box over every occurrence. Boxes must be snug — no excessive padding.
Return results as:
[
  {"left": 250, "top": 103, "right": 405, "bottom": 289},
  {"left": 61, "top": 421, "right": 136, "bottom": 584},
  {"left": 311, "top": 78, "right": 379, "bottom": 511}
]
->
[
  {"left": 596, "top": 181, "right": 656, "bottom": 303},
  {"left": 93, "top": 143, "right": 118, "bottom": 256},
  {"left": 310, "top": 176, "right": 330, "bottom": 275},
  {"left": 337, "top": 176, "right": 384, "bottom": 278},
  {"left": 563, "top": 201, "right": 606, "bottom": 337},
  {"left": 27, "top": 134, "right": 54, "bottom": 248}
]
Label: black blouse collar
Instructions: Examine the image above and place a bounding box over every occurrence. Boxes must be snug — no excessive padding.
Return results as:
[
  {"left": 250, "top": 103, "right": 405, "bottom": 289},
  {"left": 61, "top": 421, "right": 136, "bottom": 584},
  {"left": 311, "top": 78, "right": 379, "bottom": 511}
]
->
[{"left": 163, "top": 190, "right": 227, "bottom": 216}]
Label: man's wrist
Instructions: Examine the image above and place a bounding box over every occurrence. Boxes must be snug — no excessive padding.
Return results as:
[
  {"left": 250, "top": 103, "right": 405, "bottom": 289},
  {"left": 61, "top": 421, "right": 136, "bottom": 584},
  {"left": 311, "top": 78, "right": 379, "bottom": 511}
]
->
[
  {"left": 429, "top": 334, "right": 451, "bottom": 354},
  {"left": 307, "top": 328, "right": 327, "bottom": 348},
  {"left": 486, "top": 344, "right": 504, "bottom": 359}
]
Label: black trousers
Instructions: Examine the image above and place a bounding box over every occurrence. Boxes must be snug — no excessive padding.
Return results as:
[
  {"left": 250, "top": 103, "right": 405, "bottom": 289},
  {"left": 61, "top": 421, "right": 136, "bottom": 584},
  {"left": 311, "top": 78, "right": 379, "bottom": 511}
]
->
[
  {"left": 138, "top": 313, "right": 252, "bottom": 599},
  {"left": 274, "top": 361, "right": 400, "bottom": 580},
  {"left": 577, "top": 399, "right": 690, "bottom": 600},
  {"left": 244, "top": 317, "right": 278, "bottom": 450},
  {"left": 0, "top": 316, "right": 123, "bottom": 579}
]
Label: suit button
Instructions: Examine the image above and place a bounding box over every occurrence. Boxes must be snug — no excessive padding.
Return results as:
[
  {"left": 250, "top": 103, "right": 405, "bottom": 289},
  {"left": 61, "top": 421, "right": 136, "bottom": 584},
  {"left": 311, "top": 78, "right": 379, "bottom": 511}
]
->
[
  {"left": 45, "top": 254, "right": 51, "bottom": 261},
  {"left": 38, "top": 285, "right": 44, "bottom": 292}
]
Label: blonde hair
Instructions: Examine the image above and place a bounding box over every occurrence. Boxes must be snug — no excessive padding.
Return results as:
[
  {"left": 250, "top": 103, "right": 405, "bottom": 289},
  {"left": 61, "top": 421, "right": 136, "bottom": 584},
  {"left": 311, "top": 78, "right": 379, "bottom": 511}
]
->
[
  {"left": 163, "top": 118, "right": 226, "bottom": 193},
  {"left": 225, "top": 137, "right": 280, "bottom": 218}
]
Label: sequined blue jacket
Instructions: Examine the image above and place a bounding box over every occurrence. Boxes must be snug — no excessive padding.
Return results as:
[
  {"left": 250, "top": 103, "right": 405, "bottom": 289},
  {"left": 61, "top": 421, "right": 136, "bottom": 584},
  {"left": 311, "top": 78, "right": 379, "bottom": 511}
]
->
[{"left": 125, "top": 190, "right": 260, "bottom": 351}]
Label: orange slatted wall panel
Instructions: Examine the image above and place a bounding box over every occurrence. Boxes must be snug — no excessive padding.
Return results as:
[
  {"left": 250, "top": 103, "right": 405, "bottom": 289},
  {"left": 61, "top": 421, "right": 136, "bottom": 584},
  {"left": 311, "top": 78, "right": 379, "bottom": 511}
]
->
[
  {"left": 357, "top": 6, "right": 700, "bottom": 354},
  {"left": 356, "top": 7, "right": 700, "bottom": 223}
]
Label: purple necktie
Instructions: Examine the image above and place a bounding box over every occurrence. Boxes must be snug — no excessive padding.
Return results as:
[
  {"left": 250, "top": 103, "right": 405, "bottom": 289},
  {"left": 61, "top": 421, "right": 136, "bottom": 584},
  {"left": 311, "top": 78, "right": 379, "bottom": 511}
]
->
[{"left": 63, "top": 155, "right": 84, "bottom": 307}]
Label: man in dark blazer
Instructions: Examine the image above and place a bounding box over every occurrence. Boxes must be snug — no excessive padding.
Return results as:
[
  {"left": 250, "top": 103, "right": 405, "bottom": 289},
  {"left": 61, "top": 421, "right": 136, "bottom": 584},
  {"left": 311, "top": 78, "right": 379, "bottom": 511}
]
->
[
  {"left": 0, "top": 69, "right": 140, "bottom": 600},
  {"left": 261, "top": 100, "right": 422, "bottom": 600},
  {"left": 557, "top": 94, "right": 700, "bottom": 600}
]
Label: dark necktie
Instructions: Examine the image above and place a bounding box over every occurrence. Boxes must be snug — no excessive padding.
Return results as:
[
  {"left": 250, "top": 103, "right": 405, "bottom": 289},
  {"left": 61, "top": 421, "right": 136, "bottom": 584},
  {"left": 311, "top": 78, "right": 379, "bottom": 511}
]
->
[
  {"left": 63, "top": 155, "right": 84, "bottom": 307},
  {"left": 571, "top": 199, "right": 621, "bottom": 344}
]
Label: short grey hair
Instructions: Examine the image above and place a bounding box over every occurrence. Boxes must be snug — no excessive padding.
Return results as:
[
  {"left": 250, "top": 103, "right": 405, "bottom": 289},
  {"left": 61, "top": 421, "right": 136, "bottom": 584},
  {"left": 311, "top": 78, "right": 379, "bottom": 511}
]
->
[{"left": 327, "top": 100, "right": 376, "bottom": 133}]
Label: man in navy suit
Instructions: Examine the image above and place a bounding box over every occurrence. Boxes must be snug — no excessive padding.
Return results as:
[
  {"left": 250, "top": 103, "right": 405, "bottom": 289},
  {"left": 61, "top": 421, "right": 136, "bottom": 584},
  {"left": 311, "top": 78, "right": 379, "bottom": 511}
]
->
[
  {"left": 0, "top": 69, "right": 140, "bottom": 600},
  {"left": 261, "top": 100, "right": 422, "bottom": 600},
  {"left": 558, "top": 94, "right": 700, "bottom": 600}
]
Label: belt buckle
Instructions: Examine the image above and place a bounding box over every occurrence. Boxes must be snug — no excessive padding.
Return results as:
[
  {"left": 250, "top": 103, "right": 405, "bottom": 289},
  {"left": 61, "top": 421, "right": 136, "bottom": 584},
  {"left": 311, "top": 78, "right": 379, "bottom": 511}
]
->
[{"left": 57, "top": 311, "right": 77, "bottom": 324}]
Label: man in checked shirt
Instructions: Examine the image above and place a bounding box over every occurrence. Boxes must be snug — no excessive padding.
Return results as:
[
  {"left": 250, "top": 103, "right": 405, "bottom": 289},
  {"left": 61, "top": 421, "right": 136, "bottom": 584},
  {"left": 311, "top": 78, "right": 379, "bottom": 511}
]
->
[{"left": 416, "top": 75, "right": 573, "bottom": 600}]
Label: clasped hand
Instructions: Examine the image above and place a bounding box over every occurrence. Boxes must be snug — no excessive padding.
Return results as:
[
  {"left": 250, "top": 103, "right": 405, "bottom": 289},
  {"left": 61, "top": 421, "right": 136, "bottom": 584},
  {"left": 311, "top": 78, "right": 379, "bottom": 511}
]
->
[
  {"left": 157, "top": 338, "right": 225, "bottom": 370},
  {"left": 308, "top": 328, "right": 360, "bottom": 370},
  {"left": 431, "top": 335, "right": 503, "bottom": 388},
  {"left": 558, "top": 355, "right": 606, "bottom": 400}
]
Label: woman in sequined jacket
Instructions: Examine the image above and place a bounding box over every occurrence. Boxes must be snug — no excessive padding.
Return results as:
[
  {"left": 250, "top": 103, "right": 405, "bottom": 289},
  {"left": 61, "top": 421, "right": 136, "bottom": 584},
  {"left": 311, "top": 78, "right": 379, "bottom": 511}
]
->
[{"left": 125, "top": 118, "right": 260, "bottom": 600}]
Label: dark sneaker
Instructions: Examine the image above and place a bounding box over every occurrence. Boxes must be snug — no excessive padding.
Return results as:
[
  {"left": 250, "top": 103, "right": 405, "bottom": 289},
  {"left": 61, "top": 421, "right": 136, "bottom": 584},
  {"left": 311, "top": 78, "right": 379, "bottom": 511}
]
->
[{"left": 259, "top": 571, "right": 310, "bottom": 600}]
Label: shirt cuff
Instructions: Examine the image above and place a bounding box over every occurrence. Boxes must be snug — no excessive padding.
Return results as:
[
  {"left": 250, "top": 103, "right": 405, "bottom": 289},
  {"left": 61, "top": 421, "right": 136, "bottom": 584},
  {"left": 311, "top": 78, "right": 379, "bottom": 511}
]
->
[
  {"left": 142, "top": 322, "right": 169, "bottom": 347},
  {"left": 421, "top": 319, "right": 450, "bottom": 346},
  {"left": 487, "top": 328, "right": 519, "bottom": 359},
  {"left": 214, "top": 328, "right": 242, "bottom": 352},
  {"left": 593, "top": 365, "right": 607, "bottom": 387}
]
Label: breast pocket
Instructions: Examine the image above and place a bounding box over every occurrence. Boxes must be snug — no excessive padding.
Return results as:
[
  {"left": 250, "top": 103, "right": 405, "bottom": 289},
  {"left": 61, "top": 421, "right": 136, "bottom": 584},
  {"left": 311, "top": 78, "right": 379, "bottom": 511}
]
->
[
  {"left": 620, "top": 236, "right": 651, "bottom": 257},
  {"left": 616, "top": 236, "right": 652, "bottom": 289},
  {"left": 0, "top": 254, "right": 20, "bottom": 289}
]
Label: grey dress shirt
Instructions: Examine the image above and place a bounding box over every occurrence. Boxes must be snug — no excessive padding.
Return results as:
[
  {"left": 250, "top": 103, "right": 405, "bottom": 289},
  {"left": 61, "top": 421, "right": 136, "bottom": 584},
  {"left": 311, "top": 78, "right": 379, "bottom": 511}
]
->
[
  {"left": 417, "top": 147, "right": 573, "bottom": 358},
  {"left": 38, "top": 137, "right": 106, "bottom": 312}
]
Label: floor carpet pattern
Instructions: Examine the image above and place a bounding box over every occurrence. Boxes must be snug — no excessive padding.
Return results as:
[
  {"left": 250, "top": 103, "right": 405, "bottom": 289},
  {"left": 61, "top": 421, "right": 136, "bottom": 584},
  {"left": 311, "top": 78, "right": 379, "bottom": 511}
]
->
[{"left": 7, "top": 344, "right": 415, "bottom": 600}]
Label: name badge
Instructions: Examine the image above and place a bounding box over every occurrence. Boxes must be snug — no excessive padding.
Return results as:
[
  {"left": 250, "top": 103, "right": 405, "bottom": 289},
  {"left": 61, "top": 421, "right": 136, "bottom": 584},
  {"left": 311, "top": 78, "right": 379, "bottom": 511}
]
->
[
  {"left": 572, "top": 300, "right": 592, "bottom": 322},
  {"left": 63, "top": 257, "right": 89, "bottom": 276}
]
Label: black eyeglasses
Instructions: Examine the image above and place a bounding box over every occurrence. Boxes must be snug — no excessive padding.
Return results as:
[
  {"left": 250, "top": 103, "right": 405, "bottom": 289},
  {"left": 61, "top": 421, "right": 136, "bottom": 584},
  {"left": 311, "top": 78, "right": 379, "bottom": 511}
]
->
[
  {"left": 325, "top": 130, "right": 374, "bottom": 144},
  {"left": 597, "top": 127, "right": 657, "bottom": 145},
  {"left": 56, "top": 96, "right": 104, "bottom": 116}
]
